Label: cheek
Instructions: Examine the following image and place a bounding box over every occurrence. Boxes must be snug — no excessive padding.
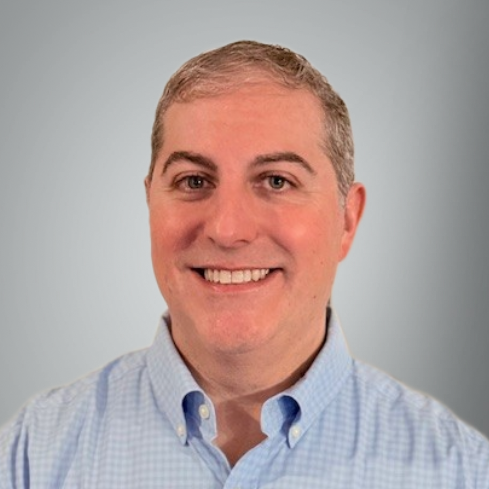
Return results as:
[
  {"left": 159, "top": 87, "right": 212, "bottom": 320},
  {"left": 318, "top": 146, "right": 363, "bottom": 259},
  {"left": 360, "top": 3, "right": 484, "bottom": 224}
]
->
[
  {"left": 278, "top": 206, "right": 343, "bottom": 261},
  {"left": 149, "top": 206, "right": 201, "bottom": 253},
  {"left": 149, "top": 209, "right": 192, "bottom": 299}
]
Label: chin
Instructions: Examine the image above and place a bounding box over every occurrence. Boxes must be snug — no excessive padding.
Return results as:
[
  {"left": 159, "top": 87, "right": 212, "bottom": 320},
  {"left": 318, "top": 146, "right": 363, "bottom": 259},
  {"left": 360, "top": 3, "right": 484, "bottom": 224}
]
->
[{"left": 197, "top": 312, "right": 278, "bottom": 354}]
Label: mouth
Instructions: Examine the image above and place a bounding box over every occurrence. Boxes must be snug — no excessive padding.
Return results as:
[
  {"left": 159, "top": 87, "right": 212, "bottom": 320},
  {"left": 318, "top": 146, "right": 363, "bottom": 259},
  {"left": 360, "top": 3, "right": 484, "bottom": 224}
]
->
[{"left": 193, "top": 268, "right": 276, "bottom": 285}]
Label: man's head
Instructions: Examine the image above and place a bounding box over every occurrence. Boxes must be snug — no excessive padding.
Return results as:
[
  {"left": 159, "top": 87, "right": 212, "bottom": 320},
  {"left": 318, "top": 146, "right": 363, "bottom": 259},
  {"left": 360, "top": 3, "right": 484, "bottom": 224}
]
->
[
  {"left": 147, "top": 40, "right": 354, "bottom": 200},
  {"left": 145, "top": 41, "right": 365, "bottom": 369}
]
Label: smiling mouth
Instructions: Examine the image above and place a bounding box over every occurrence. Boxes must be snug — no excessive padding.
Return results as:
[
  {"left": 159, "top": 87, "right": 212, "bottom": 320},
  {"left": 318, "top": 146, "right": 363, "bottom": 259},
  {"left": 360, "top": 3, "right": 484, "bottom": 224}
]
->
[{"left": 194, "top": 268, "right": 273, "bottom": 285}]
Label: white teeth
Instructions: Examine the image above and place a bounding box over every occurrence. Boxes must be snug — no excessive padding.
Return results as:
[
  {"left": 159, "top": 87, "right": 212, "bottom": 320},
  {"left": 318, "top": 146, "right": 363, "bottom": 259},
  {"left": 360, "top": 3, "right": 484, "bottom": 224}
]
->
[
  {"left": 203, "top": 268, "right": 270, "bottom": 284},
  {"left": 231, "top": 270, "right": 244, "bottom": 284},
  {"left": 251, "top": 269, "right": 261, "bottom": 281},
  {"left": 220, "top": 270, "right": 232, "bottom": 284}
]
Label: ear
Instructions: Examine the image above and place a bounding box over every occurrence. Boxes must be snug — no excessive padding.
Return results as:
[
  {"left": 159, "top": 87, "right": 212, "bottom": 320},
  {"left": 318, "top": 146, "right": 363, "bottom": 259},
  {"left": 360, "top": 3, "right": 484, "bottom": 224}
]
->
[
  {"left": 144, "top": 176, "right": 151, "bottom": 205},
  {"left": 339, "top": 182, "right": 366, "bottom": 261}
]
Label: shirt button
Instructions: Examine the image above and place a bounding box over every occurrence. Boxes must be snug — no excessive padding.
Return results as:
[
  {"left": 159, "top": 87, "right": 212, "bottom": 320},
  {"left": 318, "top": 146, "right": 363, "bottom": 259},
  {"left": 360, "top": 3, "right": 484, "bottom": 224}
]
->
[
  {"left": 177, "top": 424, "right": 186, "bottom": 437},
  {"left": 290, "top": 425, "right": 301, "bottom": 439},
  {"left": 198, "top": 404, "right": 210, "bottom": 420}
]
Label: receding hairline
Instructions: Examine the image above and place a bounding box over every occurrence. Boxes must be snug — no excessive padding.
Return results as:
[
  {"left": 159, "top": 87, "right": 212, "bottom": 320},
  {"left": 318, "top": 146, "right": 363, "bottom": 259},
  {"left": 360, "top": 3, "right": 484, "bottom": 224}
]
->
[
  {"left": 153, "top": 77, "right": 329, "bottom": 166},
  {"left": 150, "top": 73, "right": 332, "bottom": 173}
]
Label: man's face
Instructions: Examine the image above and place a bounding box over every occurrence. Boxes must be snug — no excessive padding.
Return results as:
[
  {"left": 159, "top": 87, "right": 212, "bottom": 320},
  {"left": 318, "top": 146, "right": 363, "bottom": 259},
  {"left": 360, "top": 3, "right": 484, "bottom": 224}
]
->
[{"left": 145, "top": 82, "right": 364, "bottom": 361}]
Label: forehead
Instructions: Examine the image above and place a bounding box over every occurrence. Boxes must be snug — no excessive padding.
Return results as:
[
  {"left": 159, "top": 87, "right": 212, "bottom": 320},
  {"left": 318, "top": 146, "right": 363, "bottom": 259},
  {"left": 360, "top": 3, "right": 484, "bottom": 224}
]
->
[{"left": 161, "top": 83, "right": 326, "bottom": 156}]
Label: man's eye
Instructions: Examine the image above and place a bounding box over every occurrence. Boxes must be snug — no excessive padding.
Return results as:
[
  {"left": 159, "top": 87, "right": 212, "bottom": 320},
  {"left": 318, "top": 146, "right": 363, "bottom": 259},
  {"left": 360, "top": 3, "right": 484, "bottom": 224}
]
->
[
  {"left": 186, "top": 175, "right": 205, "bottom": 189},
  {"left": 175, "top": 175, "right": 210, "bottom": 191},
  {"left": 267, "top": 175, "right": 289, "bottom": 190}
]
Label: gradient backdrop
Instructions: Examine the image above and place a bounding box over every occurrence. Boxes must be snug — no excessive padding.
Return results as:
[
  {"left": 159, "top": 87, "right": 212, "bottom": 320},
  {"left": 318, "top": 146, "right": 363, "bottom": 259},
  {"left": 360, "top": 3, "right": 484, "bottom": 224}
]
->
[{"left": 1, "top": 1, "right": 488, "bottom": 437}]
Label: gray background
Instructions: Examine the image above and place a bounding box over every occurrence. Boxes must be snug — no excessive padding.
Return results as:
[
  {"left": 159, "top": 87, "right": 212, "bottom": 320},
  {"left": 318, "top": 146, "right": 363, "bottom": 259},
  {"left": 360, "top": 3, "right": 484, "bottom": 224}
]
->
[{"left": 1, "top": 0, "right": 488, "bottom": 437}]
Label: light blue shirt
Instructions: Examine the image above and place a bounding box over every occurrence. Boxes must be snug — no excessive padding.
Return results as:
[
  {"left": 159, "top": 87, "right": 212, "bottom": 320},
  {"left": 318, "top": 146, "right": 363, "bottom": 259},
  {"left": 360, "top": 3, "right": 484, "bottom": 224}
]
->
[{"left": 1, "top": 310, "right": 489, "bottom": 488}]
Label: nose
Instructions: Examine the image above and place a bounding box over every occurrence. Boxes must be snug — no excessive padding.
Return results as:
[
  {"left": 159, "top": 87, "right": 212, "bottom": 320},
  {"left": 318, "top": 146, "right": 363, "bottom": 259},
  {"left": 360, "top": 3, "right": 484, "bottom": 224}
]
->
[{"left": 204, "top": 188, "right": 259, "bottom": 248}]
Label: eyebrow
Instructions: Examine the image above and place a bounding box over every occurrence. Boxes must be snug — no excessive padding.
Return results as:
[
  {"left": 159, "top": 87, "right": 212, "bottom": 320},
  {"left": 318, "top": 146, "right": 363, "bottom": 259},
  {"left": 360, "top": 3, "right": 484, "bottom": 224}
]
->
[
  {"left": 161, "top": 150, "right": 316, "bottom": 175},
  {"left": 161, "top": 151, "right": 217, "bottom": 174},
  {"left": 252, "top": 152, "right": 316, "bottom": 175}
]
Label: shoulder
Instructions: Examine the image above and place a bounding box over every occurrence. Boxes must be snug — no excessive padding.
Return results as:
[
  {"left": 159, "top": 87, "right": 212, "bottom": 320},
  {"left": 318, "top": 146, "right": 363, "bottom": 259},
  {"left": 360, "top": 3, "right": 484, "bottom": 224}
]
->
[
  {"left": 24, "top": 347, "right": 147, "bottom": 421},
  {"left": 352, "top": 359, "right": 481, "bottom": 433},
  {"left": 0, "top": 348, "right": 149, "bottom": 488},
  {"left": 349, "top": 359, "right": 489, "bottom": 486}
]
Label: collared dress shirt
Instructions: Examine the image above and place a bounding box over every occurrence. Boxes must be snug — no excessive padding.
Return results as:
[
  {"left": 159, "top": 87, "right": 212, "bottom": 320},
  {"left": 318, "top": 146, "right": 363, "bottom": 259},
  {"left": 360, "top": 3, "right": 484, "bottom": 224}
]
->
[{"left": 1, "top": 310, "right": 489, "bottom": 488}]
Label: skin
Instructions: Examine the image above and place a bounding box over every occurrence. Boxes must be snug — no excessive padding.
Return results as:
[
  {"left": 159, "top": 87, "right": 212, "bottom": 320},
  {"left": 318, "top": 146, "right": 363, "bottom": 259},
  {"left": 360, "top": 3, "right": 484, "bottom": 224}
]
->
[{"left": 145, "top": 81, "right": 365, "bottom": 465}]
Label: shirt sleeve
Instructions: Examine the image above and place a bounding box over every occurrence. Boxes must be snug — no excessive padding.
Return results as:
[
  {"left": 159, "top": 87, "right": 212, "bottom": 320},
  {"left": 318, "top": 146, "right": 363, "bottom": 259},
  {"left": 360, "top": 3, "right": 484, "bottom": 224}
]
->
[
  {"left": 469, "top": 429, "right": 489, "bottom": 489},
  {"left": 0, "top": 407, "right": 30, "bottom": 489}
]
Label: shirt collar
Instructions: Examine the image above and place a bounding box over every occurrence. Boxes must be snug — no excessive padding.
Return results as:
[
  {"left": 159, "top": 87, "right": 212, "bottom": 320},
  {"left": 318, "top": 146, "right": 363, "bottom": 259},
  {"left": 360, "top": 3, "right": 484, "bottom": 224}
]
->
[
  {"left": 146, "top": 313, "right": 211, "bottom": 445},
  {"left": 267, "top": 307, "right": 353, "bottom": 447},
  {"left": 146, "top": 308, "right": 352, "bottom": 447}
]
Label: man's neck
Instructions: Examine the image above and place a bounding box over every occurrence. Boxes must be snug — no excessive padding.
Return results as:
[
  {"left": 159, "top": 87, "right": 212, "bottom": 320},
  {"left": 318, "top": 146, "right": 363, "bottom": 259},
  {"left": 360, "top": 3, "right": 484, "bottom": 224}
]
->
[
  {"left": 172, "top": 309, "right": 328, "bottom": 402},
  {"left": 181, "top": 332, "right": 325, "bottom": 466}
]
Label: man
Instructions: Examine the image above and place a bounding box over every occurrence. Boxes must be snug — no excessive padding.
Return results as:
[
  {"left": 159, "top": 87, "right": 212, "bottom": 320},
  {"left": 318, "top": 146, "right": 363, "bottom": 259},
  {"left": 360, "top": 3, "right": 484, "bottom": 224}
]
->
[{"left": 1, "top": 40, "right": 488, "bottom": 488}]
